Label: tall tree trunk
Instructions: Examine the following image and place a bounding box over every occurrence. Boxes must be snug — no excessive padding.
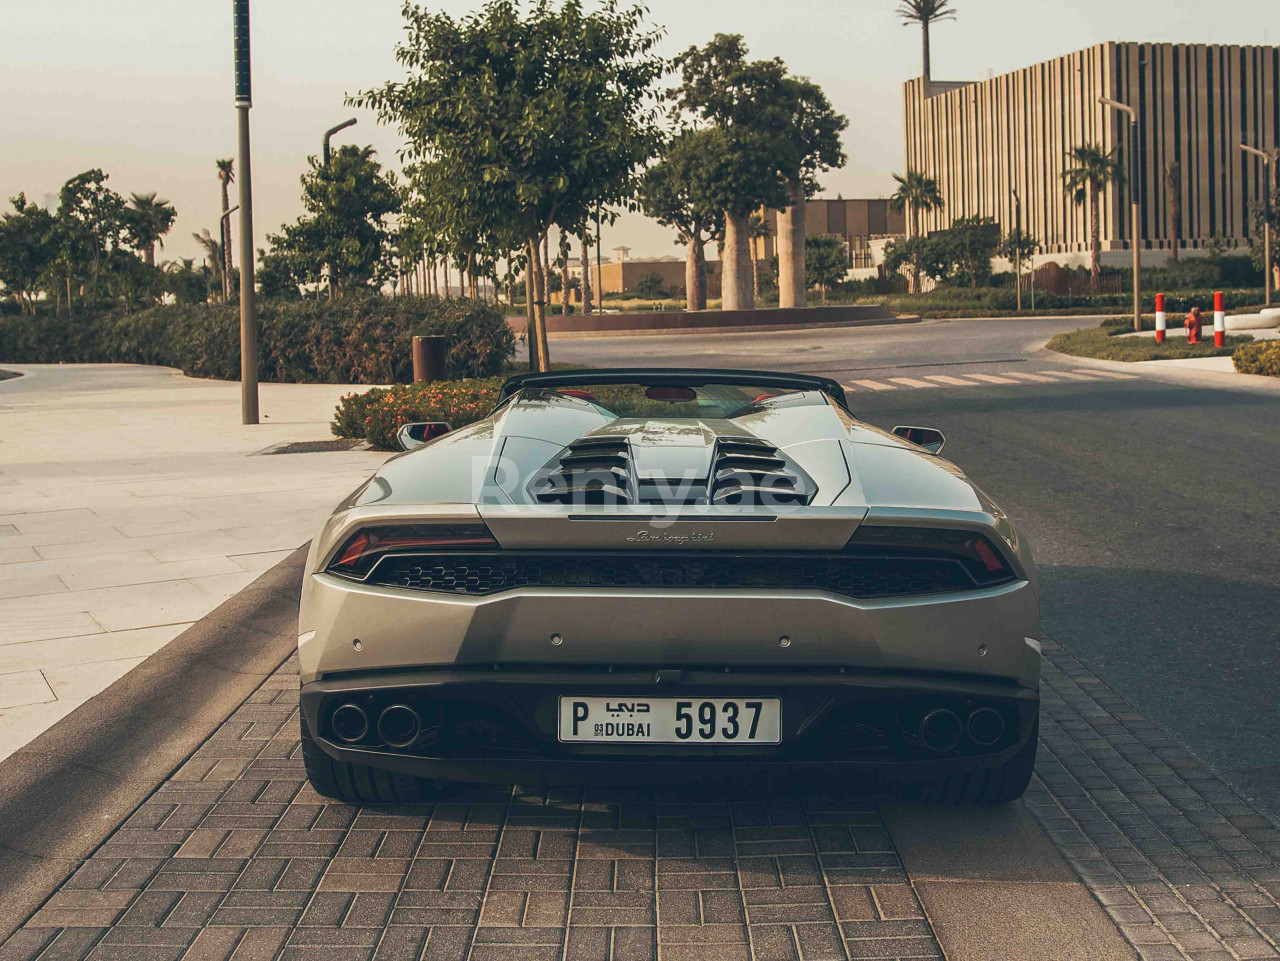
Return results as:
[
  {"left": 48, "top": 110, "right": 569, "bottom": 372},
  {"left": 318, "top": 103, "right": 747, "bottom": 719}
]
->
[
  {"left": 777, "top": 180, "right": 807, "bottom": 308},
  {"left": 145, "top": 243, "right": 156, "bottom": 267},
  {"left": 685, "top": 230, "right": 707, "bottom": 312},
  {"left": 580, "top": 238, "right": 593, "bottom": 314},
  {"left": 527, "top": 237, "right": 551, "bottom": 372},
  {"left": 1089, "top": 185, "right": 1102, "bottom": 294},
  {"left": 921, "top": 23, "right": 931, "bottom": 83},
  {"left": 220, "top": 181, "right": 233, "bottom": 302},
  {"left": 1166, "top": 162, "right": 1181, "bottom": 262},
  {"left": 524, "top": 253, "right": 538, "bottom": 371},
  {"left": 722, "top": 211, "right": 754, "bottom": 310},
  {"left": 561, "top": 257, "right": 572, "bottom": 315}
]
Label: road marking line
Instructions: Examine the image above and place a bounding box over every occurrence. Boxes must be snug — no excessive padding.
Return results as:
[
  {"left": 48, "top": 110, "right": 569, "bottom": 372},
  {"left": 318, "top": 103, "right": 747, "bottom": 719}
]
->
[
  {"left": 963, "top": 373, "right": 1020, "bottom": 385},
  {"left": 924, "top": 375, "right": 977, "bottom": 386},
  {"left": 1000, "top": 372, "right": 1057, "bottom": 383},
  {"left": 1044, "top": 370, "right": 1099, "bottom": 380},
  {"left": 888, "top": 377, "right": 941, "bottom": 388},
  {"left": 1074, "top": 368, "right": 1140, "bottom": 380},
  {"left": 849, "top": 380, "right": 898, "bottom": 391}
]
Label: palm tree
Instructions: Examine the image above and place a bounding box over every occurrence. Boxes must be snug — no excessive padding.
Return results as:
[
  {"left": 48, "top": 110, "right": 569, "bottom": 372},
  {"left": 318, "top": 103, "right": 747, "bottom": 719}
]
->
[
  {"left": 1064, "top": 144, "right": 1125, "bottom": 294},
  {"left": 127, "top": 192, "right": 177, "bottom": 266},
  {"left": 747, "top": 212, "right": 772, "bottom": 298},
  {"left": 1164, "top": 162, "right": 1182, "bottom": 263},
  {"left": 889, "top": 171, "right": 944, "bottom": 293},
  {"left": 215, "top": 159, "right": 235, "bottom": 300},
  {"left": 192, "top": 229, "right": 225, "bottom": 301},
  {"left": 897, "top": 0, "right": 956, "bottom": 83}
]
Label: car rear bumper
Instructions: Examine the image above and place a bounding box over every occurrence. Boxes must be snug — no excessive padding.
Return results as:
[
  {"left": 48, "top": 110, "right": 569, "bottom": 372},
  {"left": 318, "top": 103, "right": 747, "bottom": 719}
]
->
[{"left": 300, "top": 665, "right": 1039, "bottom": 787}]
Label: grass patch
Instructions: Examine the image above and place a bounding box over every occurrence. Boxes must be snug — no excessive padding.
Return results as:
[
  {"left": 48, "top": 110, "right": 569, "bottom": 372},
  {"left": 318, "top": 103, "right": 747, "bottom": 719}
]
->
[{"left": 1047, "top": 323, "right": 1251, "bottom": 362}]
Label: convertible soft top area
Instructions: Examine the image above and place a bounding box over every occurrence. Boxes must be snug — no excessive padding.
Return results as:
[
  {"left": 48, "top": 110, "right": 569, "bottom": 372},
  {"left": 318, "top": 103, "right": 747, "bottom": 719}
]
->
[{"left": 500, "top": 367, "right": 851, "bottom": 411}]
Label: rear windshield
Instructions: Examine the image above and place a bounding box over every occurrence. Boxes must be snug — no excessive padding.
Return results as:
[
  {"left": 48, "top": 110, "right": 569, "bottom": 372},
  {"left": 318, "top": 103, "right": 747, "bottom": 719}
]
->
[{"left": 542, "top": 382, "right": 803, "bottom": 420}]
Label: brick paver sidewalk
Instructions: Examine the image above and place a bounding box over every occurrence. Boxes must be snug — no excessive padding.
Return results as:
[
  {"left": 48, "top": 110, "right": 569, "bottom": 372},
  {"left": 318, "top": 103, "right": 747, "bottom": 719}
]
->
[{"left": 3, "top": 641, "right": 1278, "bottom": 961}]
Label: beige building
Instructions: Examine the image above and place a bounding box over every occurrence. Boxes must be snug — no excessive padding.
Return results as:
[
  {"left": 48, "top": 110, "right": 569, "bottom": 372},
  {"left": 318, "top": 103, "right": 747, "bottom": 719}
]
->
[
  {"left": 753, "top": 198, "right": 905, "bottom": 268},
  {"left": 904, "top": 42, "right": 1280, "bottom": 257}
]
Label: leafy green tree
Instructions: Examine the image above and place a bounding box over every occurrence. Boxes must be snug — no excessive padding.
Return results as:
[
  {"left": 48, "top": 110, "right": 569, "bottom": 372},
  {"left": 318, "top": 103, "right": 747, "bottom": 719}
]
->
[
  {"left": 1064, "top": 144, "right": 1124, "bottom": 294},
  {"left": 124, "top": 193, "right": 177, "bottom": 267},
  {"left": 55, "top": 169, "right": 128, "bottom": 305},
  {"left": 897, "top": 0, "right": 956, "bottom": 82},
  {"left": 257, "top": 247, "right": 301, "bottom": 300},
  {"left": 673, "top": 35, "right": 803, "bottom": 310},
  {"left": 635, "top": 271, "right": 666, "bottom": 298},
  {"left": 933, "top": 216, "right": 999, "bottom": 287},
  {"left": 774, "top": 76, "right": 847, "bottom": 308},
  {"left": 192, "top": 229, "right": 226, "bottom": 299},
  {"left": 883, "top": 236, "right": 947, "bottom": 287},
  {"left": 889, "top": 171, "right": 944, "bottom": 292},
  {"left": 353, "top": 0, "right": 665, "bottom": 370},
  {"left": 267, "top": 144, "right": 400, "bottom": 297},
  {"left": 0, "top": 194, "right": 57, "bottom": 314},
  {"left": 216, "top": 159, "right": 235, "bottom": 300},
  {"left": 804, "top": 235, "right": 847, "bottom": 303},
  {"left": 639, "top": 129, "right": 725, "bottom": 311},
  {"left": 162, "top": 258, "right": 210, "bottom": 305}
]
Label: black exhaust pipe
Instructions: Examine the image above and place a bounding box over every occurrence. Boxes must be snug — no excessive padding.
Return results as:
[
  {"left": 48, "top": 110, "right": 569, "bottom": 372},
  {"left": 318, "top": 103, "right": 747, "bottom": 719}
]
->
[
  {"left": 377, "top": 704, "right": 422, "bottom": 748},
  {"left": 918, "top": 709, "right": 963, "bottom": 753},
  {"left": 966, "top": 707, "right": 1006, "bottom": 747},
  {"left": 331, "top": 703, "right": 369, "bottom": 743}
]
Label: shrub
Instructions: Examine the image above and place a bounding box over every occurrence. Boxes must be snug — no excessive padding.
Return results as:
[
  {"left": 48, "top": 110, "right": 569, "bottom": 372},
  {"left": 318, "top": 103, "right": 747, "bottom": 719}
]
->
[
  {"left": 1233, "top": 341, "right": 1280, "bottom": 376},
  {"left": 1047, "top": 323, "right": 1250, "bottom": 362},
  {"left": 334, "top": 377, "right": 505, "bottom": 449},
  {"left": 0, "top": 295, "right": 515, "bottom": 384}
]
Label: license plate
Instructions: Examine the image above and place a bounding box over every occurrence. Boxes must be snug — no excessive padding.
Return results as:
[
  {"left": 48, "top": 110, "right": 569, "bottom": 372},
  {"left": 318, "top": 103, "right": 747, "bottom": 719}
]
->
[{"left": 558, "top": 697, "right": 781, "bottom": 744}]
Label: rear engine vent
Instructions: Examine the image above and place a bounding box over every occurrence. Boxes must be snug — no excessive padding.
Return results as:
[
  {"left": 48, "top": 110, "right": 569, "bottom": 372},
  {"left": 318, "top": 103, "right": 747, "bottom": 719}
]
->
[
  {"left": 709, "top": 436, "right": 813, "bottom": 506},
  {"left": 533, "top": 435, "right": 633, "bottom": 505}
]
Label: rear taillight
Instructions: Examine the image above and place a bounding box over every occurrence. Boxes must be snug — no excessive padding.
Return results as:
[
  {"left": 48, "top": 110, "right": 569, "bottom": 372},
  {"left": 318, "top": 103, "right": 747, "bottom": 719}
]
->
[
  {"left": 326, "top": 523, "right": 497, "bottom": 579},
  {"left": 845, "top": 526, "right": 1016, "bottom": 587}
]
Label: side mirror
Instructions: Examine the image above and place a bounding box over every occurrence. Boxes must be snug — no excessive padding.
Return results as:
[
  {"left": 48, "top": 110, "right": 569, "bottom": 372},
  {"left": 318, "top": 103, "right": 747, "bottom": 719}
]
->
[
  {"left": 893, "top": 425, "right": 946, "bottom": 455},
  {"left": 397, "top": 421, "right": 452, "bottom": 451}
]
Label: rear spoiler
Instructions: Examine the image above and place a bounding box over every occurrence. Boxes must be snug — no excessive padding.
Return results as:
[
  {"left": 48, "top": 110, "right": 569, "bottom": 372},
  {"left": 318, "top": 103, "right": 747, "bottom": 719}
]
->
[{"left": 499, "top": 368, "right": 850, "bottom": 411}]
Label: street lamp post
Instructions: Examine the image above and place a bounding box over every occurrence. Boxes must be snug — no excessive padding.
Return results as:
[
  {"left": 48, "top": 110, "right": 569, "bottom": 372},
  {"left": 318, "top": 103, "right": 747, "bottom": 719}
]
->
[
  {"left": 1012, "top": 189, "right": 1022, "bottom": 313},
  {"left": 323, "top": 118, "right": 358, "bottom": 167},
  {"left": 233, "top": 0, "right": 258, "bottom": 425},
  {"left": 1100, "top": 96, "right": 1143, "bottom": 332},
  {"left": 1240, "top": 144, "right": 1274, "bottom": 307}
]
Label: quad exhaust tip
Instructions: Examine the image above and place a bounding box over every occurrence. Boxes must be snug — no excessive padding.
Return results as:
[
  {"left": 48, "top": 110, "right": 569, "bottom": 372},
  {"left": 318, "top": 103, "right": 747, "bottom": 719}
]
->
[
  {"left": 331, "top": 703, "right": 369, "bottom": 743},
  {"left": 918, "top": 708, "right": 963, "bottom": 753},
  {"left": 966, "top": 707, "right": 1006, "bottom": 747},
  {"left": 377, "top": 704, "right": 422, "bottom": 748}
]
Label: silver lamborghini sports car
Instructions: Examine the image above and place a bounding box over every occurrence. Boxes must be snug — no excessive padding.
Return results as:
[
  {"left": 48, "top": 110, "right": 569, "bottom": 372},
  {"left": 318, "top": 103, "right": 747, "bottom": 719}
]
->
[{"left": 298, "top": 369, "right": 1041, "bottom": 804}]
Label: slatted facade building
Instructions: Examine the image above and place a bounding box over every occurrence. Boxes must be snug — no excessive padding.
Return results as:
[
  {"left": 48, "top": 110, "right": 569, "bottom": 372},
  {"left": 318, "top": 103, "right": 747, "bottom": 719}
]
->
[{"left": 903, "top": 42, "right": 1280, "bottom": 256}]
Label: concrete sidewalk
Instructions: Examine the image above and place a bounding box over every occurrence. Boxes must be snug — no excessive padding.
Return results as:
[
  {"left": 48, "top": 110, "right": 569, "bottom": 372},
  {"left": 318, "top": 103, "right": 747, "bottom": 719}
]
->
[{"left": 0, "top": 364, "right": 388, "bottom": 761}]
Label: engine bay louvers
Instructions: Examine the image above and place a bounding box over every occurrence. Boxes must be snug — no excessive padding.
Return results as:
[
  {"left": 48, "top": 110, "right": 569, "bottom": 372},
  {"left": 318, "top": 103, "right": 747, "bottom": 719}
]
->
[
  {"left": 708, "top": 436, "right": 812, "bottom": 506},
  {"left": 533, "top": 435, "right": 633, "bottom": 504}
]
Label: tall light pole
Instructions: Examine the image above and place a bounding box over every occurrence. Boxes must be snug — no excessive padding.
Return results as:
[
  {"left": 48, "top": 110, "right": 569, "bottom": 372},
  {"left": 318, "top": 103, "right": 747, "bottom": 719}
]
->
[
  {"left": 1240, "top": 144, "right": 1274, "bottom": 307},
  {"left": 323, "top": 118, "right": 357, "bottom": 166},
  {"left": 1012, "top": 189, "right": 1022, "bottom": 313},
  {"left": 233, "top": 0, "right": 258, "bottom": 424},
  {"left": 1100, "top": 95, "right": 1143, "bottom": 332}
]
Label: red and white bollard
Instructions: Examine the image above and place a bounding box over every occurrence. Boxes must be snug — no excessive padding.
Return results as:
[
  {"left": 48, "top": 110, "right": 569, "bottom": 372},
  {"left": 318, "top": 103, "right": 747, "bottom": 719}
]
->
[
  {"left": 1214, "top": 290, "right": 1226, "bottom": 348},
  {"left": 1155, "top": 293, "right": 1166, "bottom": 344}
]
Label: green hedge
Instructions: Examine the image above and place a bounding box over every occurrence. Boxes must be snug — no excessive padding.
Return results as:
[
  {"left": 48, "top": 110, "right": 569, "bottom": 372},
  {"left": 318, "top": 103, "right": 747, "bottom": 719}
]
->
[
  {"left": 0, "top": 296, "right": 515, "bottom": 384},
  {"left": 1047, "top": 323, "right": 1250, "bottom": 362},
  {"left": 868, "top": 287, "right": 1267, "bottom": 319},
  {"left": 1233, "top": 341, "right": 1280, "bottom": 377}
]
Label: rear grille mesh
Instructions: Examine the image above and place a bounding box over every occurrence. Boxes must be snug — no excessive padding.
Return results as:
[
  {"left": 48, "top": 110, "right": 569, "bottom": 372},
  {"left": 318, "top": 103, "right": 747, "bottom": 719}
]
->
[{"left": 366, "top": 551, "right": 977, "bottom": 599}]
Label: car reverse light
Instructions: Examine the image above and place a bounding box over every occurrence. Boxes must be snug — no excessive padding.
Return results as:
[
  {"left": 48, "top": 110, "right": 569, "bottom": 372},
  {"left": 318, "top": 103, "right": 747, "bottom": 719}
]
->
[
  {"left": 844, "top": 526, "right": 1016, "bottom": 587},
  {"left": 327, "top": 523, "right": 497, "bottom": 580}
]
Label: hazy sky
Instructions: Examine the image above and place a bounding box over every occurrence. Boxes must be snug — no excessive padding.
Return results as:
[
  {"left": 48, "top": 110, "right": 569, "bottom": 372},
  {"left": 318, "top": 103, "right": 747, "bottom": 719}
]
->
[{"left": 2, "top": 1, "right": 1274, "bottom": 266}]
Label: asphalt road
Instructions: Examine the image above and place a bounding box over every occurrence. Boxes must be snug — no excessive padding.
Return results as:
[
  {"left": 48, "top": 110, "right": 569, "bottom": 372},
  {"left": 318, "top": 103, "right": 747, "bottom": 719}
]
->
[{"left": 531, "top": 317, "right": 1280, "bottom": 818}]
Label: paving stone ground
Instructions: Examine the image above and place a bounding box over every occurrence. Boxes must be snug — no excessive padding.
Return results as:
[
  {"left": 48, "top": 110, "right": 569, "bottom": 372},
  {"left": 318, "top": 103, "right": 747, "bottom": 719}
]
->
[{"left": 3, "top": 639, "right": 1278, "bottom": 961}]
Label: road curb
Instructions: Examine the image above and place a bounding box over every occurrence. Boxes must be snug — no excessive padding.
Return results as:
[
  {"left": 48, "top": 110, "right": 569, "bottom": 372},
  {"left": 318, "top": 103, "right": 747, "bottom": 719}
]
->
[
  {"left": 1033, "top": 340, "right": 1280, "bottom": 393},
  {"left": 0, "top": 546, "right": 307, "bottom": 944},
  {"left": 543, "top": 314, "right": 922, "bottom": 339}
]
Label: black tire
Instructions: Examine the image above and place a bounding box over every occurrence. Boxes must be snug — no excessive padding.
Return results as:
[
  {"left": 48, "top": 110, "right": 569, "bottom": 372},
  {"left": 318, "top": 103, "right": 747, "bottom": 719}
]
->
[
  {"left": 909, "top": 714, "right": 1039, "bottom": 805},
  {"left": 300, "top": 715, "right": 438, "bottom": 804}
]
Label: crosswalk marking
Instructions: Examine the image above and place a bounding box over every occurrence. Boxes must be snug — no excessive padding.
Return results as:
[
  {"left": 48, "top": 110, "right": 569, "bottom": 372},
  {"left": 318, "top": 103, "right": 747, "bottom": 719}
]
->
[
  {"left": 840, "top": 367, "right": 1143, "bottom": 394},
  {"left": 1001, "top": 372, "right": 1058, "bottom": 383},
  {"left": 1073, "top": 368, "right": 1139, "bottom": 380},
  {"left": 964, "top": 373, "right": 1020, "bottom": 385}
]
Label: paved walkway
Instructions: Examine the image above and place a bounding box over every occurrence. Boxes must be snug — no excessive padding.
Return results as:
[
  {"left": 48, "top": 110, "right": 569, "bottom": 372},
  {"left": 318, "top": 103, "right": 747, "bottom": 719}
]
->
[
  {"left": 3, "top": 636, "right": 1279, "bottom": 961},
  {"left": 0, "top": 365, "right": 387, "bottom": 761}
]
